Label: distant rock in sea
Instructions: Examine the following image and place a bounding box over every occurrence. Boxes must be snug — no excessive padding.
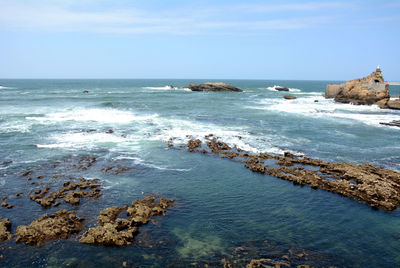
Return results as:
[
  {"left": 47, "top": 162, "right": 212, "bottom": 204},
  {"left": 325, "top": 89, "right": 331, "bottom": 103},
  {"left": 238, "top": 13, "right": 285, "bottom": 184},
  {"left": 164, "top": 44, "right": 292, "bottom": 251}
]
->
[
  {"left": 284, "top": 95, "right": 296, "bottom": 100},
  {"left": 188, "top": 82, "right": 243, "bottom": 92},
  {"left": 325, "top": 67, "right": 396, "bottom": 107},
  {"left": 274, "top": 86, "right": 289, "bottom": 91}
]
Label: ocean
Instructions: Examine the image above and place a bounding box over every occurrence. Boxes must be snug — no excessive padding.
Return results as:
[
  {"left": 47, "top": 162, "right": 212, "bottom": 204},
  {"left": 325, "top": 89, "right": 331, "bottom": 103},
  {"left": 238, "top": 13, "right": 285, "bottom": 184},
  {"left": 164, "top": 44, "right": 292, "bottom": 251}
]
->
[{"left": 1, "top": 79, "right": 400, "bottom": 267}]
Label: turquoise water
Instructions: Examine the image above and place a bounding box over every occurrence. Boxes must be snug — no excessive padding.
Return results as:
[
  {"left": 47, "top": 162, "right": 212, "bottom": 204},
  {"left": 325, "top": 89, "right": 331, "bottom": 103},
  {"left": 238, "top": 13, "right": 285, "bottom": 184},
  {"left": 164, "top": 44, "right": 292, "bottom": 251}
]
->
[{"left": 1, "top": 79, "right": 400, "bottom": 267}]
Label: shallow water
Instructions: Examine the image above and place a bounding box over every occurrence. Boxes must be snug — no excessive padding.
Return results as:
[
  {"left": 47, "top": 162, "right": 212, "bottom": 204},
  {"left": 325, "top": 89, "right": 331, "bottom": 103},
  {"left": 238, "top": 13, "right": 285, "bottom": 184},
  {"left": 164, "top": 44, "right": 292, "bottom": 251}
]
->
[{"left": 1, "top": 79, "right": 400, "bottom": 267}]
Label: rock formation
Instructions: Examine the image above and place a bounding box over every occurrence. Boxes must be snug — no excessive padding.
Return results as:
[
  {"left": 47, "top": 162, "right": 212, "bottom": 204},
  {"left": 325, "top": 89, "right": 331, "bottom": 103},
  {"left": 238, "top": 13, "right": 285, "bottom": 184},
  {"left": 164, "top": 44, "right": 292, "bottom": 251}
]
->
[
  {"left": 274, "top": 86, "right": 289, "bottom": 91},
  {"left": 16, "top": 210, "right": 84, "bottom": 246},
  {"left": 79, "top": 195, "right": 174, "bottom": 246},
  {"left": 182, "top": 136, "right": 400, "bottom": 211},
  {"left": 325, "top": 67, "right": 390, "bottom": 106},
  {"left": 284, "top": 95, "right": 296, "bottom": 100},
  {"left": 0, "top": 218, "right": 12, "bottom": 242},
  {"left": 188, "top": 82, "right": 243, "bottom": 92}
]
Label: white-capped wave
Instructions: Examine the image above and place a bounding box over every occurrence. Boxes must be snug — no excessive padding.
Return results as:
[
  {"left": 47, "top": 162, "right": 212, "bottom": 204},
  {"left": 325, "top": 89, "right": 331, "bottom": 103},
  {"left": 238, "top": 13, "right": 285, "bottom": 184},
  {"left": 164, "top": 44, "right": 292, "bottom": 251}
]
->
[
  {"left": 112, "top": 155, "right": 191, "bottom": 171},
  {"left": 148, "top": 117, "right": 286, "bottom": 155},
  {"left": 0, "top": 86, "right": 14, "bottom": 89},
  {"left": 250, "top": 95, "right": 400, "bottom": 127},
  {"left": 36, "top": 132, "right": 129, "bottom": 149},
  {"left": 26, "top": 108, "right": 157, "bottom": 124}
]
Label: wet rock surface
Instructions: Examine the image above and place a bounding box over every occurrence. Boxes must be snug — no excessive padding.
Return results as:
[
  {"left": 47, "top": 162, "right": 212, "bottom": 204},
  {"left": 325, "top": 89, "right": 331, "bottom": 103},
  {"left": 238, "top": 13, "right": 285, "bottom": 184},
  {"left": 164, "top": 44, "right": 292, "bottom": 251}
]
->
[
  {"left": 0, "top": 219, "right": 12, "bottom": 242},
  {"left": 16, "top": 209, "right": 84, "bottom": 246},
  {"left": 79, "top": 195, "right": 174, "bottom": 246},
  {"left": 29, "top": 177, "right": 102, "bottom": 208},
  {"left": 284, "top": 95, "right": 297, "bottom": 100},
  {"left": 183, "top": 135, "right": 400, "bottom": 211},
  {"left": 188, "top": 82, "right": 243, "bottom": 92},
  {"left": 380, "top": 120, "right": 400, "bottom": 128}
]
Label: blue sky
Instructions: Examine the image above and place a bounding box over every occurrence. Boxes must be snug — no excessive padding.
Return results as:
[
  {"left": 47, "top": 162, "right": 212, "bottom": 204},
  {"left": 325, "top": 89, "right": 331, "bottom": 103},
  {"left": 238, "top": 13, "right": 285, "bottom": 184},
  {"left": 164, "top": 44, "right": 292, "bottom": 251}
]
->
[{"left": 0, "top": 0, "right": 399, "bottom": 80}]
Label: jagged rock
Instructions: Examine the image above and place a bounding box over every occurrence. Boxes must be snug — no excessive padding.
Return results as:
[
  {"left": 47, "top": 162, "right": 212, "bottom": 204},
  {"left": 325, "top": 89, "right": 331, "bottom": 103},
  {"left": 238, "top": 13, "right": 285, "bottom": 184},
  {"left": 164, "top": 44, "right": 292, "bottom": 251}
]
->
[
  {"left": 283, "top": 95, "right": 296, "bottom": 100},
  {"left": 326, "top": 68, "right": 390, "bottom": 105},
  {"left": 16, "top": 209, "right": 84, "bottom": 246},
  {"left": 188, "top": 82, "right": 243, "bottom": 92},
  {"left": 79, "top": 195, "right": 174, "bottom": 246},
  {"left": 274, "top": 86, "right": 289, "bottom": 91},
  {"left": 187, "top": 139, "right": 202, "bottom": 152},
  {"left": 29, "top": 178, "right": 101, "bottom": 208},
  {"left": 0, "top": 218, "right": 12, "bottom": 242},
  {"left": 181, "top": 134, "right": 400, "bottom": 211}
]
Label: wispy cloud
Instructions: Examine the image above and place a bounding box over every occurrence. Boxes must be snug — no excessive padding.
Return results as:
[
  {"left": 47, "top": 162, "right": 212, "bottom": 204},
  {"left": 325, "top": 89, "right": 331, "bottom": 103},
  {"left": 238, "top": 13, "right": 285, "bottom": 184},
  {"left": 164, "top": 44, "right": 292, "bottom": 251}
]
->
[{"left": 0, "top": 0, "right": 348, "bottom": 35}]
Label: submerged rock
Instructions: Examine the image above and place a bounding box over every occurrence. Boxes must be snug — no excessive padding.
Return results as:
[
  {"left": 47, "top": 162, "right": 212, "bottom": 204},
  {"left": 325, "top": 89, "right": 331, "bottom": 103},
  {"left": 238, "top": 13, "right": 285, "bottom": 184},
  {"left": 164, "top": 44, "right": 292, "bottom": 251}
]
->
[
  {"left": 326, "top": 67, "right": 390, "bottom": 105},
  {"left": 16, "top": 209, "right": 84, "bottom": 246},
  {"left": 0, "top": 218, "right": 12, "bottom": 242},
  {"left": 188, "top": 82, "right": 243, "bottom": 92},
  {"left": 79, "top": 195, "right": 174, "bottom": 246}
]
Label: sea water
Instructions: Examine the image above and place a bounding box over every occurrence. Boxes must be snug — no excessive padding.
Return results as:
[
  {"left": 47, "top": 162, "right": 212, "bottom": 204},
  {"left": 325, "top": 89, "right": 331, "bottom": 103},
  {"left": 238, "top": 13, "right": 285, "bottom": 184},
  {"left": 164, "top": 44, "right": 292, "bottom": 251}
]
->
[{"left": 0, "top": 79, "right": 400, "bottom": 267}]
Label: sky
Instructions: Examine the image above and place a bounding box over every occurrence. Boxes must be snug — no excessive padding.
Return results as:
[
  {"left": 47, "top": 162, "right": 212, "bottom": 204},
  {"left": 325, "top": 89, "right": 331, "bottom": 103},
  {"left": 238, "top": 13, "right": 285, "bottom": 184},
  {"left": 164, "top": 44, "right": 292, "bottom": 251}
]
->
[{"left": 0, "top": 0, "right": 399, "bottom": 80}]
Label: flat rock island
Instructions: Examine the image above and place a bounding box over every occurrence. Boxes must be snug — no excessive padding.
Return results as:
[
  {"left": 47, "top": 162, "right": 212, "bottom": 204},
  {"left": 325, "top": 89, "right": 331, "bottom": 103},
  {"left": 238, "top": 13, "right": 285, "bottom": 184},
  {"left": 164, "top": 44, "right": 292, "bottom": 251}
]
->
[{"left": 188, "top": 82, "right": 243, "bottom": 92}]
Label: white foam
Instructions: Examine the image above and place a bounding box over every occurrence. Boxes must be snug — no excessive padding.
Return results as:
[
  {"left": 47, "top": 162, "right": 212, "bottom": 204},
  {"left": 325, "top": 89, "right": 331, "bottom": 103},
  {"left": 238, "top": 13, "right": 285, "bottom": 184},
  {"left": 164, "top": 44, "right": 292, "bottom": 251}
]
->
[
  {"left": 26, "top": 108, "right": 157, "bottom": 124},
  {"left": 250, "top": 95, "right": 400, "bottom": 127},
  {"left": 113, "top": 155, "right": 191, "bottom": 171},
  {"left": 36, "top": 132, "right": 128, "bottom": 149},
  {"left": 148, "top": 117, "right": 286, "bottom": 155},
  {"left": 0, "top": 122, "right": 31, "bottom": 133}
]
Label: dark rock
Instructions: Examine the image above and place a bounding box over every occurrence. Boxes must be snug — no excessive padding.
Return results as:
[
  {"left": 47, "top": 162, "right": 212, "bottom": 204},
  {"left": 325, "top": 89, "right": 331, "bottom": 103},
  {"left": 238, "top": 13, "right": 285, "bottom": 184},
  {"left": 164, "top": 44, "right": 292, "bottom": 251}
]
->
[
  {"left": 82, "top": 90, "right": 89, "bottom": 93},
  {"left": 274, "top": 86, "right": 289, "bottom": 91},
  {"left": 188, "top": 82, "right": 243, "bottom": 92},
  {"left": 106, "top": 129, "right": 114, "bottom": 134},
  {"left": 284, "top": 95, "right": 296, "bottom": 100},
  {"left": 380, "top": 120, "right": 400, "bottom": 128},
  {"left": 16, "top": 209, "right": 84, "bottom": 246}
]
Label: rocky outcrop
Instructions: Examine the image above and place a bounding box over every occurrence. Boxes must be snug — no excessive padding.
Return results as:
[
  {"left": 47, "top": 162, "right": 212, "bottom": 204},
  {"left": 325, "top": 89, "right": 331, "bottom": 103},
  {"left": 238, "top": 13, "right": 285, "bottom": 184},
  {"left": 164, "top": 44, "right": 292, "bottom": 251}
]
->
[
  {"left": 179, "top": 134, "right": 400, "bottom": 211},
  {"left": 16, "top": 210, "right": 84, "bottom": 246},
  {"left": 29, "top": 177, "right": 102, "bottom": 208},
  {"left": 283, "top": 95, "right": 296, "bottom": 100},
  {"left": 376, "top": 99, "right": 400, "bottom": 110},
  {"left": 380, "top": 120, "right": 400, "bottom": 128},
  {"left": 79, "top": 195, "right": 174, "bottom": 246},
  {"left": 274, "top": 86, "right": 289, "bottom": 91},
  {"left": 188, "top": 82, "right": 243, "bottom": 92},
  {"left": 0, "top": 219, "right": 12, "bottom": 242},
  {"left": 326, "top": 68, "right": 390, "bottom": 105}
]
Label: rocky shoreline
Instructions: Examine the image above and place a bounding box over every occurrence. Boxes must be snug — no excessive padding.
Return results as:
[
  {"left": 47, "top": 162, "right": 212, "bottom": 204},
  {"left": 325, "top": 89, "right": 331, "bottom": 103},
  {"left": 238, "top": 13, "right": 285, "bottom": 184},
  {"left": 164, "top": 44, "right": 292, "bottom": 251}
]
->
[{"left": 181, "top": 134, "right": 400, "bottom": 211}]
